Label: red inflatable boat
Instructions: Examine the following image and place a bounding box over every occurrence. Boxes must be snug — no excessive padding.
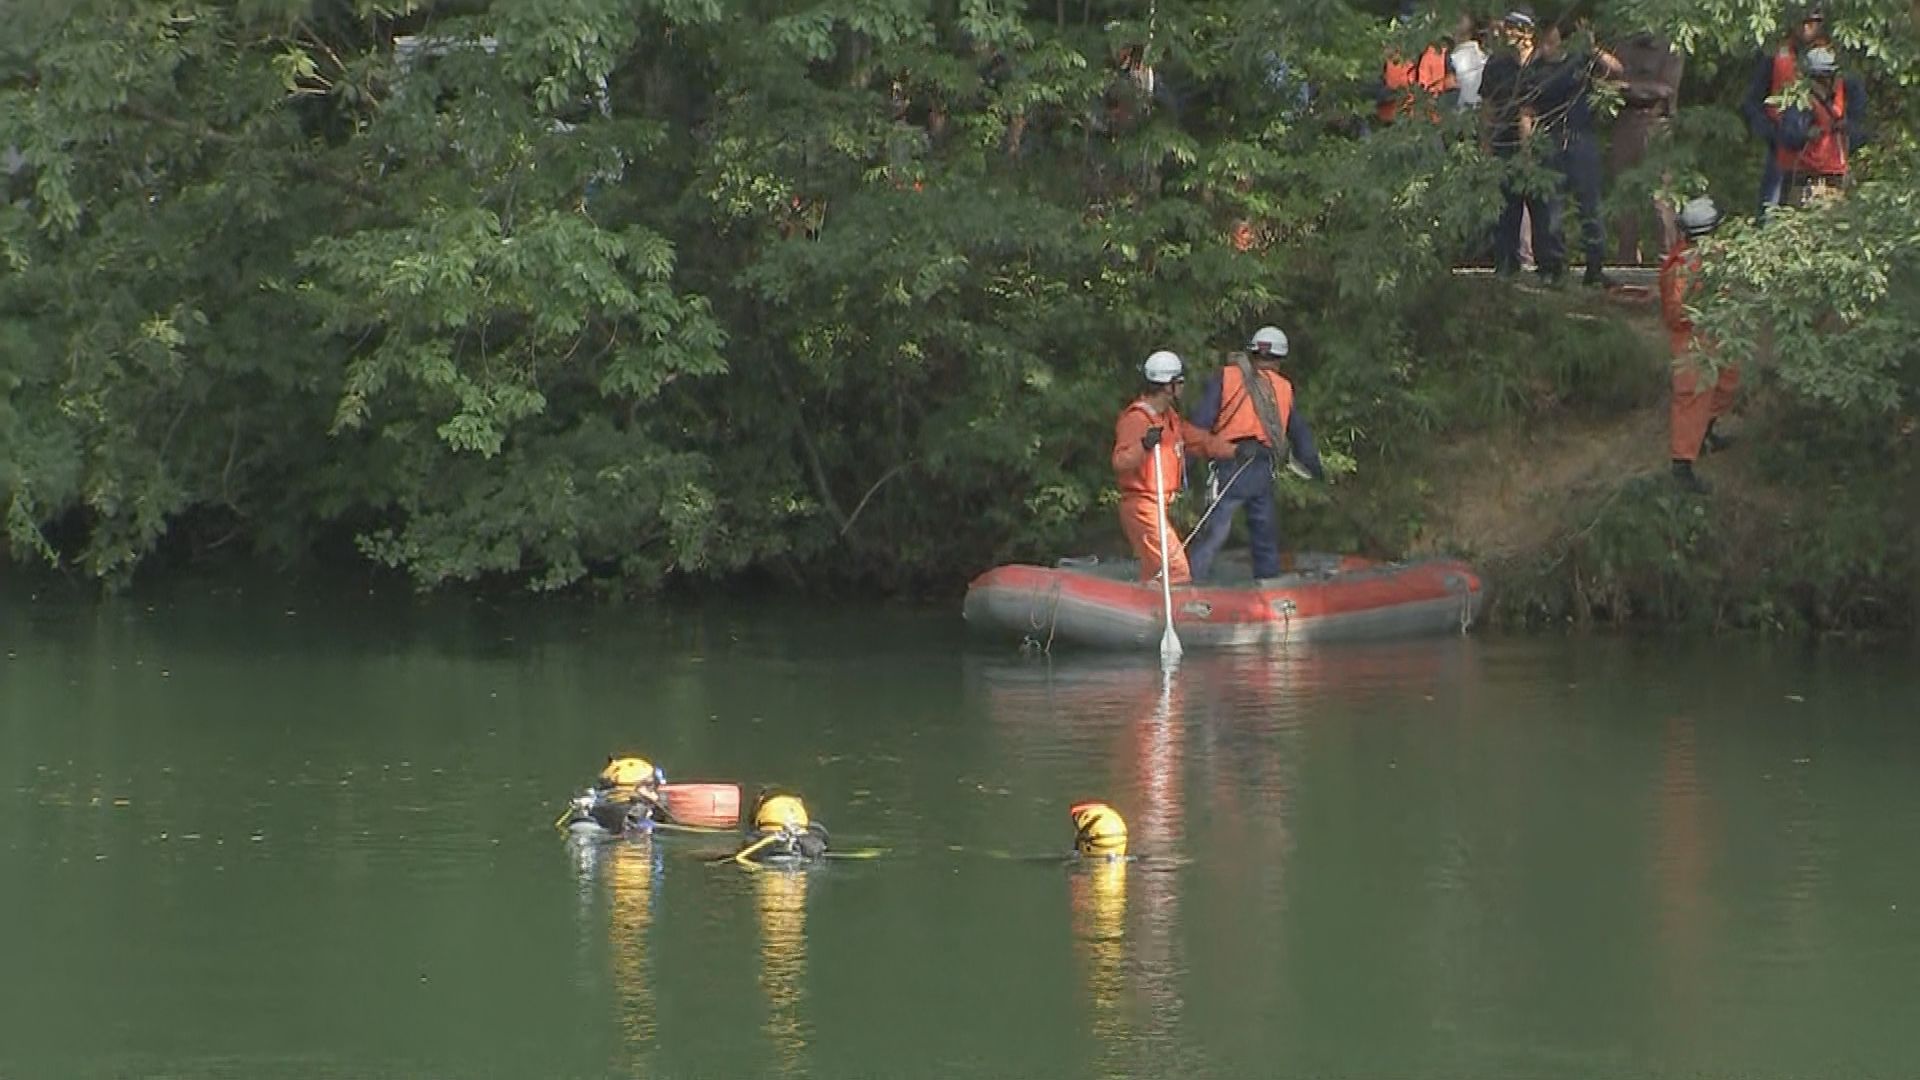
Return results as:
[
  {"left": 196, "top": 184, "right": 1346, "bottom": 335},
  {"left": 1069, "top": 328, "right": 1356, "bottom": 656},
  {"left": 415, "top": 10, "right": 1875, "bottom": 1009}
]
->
[{"left": 963, "top": 553, "right": 1484, "bottom": 650}]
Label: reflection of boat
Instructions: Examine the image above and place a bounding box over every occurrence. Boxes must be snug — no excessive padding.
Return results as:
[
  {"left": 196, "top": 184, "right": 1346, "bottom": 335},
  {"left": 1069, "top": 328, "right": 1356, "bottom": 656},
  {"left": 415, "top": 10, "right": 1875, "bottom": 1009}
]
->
[{"left": 963, "top": 553, "right": 1483, "bottom": 649}]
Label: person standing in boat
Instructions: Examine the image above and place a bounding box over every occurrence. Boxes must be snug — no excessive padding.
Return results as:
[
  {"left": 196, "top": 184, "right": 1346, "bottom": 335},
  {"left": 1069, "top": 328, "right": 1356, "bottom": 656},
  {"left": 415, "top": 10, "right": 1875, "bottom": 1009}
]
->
[
  {"left": 1185, "top": 327, "right": 1325, "bottom": 583},
  {"left": 1111, "top": 351, "right": 1238, "bottom": 586}
]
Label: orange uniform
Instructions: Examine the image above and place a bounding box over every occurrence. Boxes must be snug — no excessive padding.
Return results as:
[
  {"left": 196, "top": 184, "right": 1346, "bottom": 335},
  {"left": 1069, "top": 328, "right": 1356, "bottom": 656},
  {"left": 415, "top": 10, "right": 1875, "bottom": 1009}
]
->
[
  {"left": 1377, "top": 46, "right": 1453, "bottom": 124},
  {"left": 1763, "top": 47, "right": 1797, "bottom": 129},
  {"left": 1111, "top": 400, "right": 1235, "bottom": 584},
  {"left": 1777, "top": 78, "right": 1848, "bottom": 178},
  {"left": 1661, "top": 238, "right": 1739, "bottom": 462},
  {"left": 1212, "top": 364, "right": 1296, "bottom": 446}
]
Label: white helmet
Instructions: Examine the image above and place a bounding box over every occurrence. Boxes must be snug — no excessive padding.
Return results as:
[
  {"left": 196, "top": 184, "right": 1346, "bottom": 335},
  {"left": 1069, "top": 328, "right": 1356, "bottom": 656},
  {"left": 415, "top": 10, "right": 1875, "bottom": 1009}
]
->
[
  {"left": 1678, "top": 195, "right": 1722, "bottom": 238},
  {"left": 1803, "top": 46, "right": 1838, "bottom": 77},
  {"left": 1247, "top": 325, "right": 1289, "bottom": 357},
  {"left": 1142, "top": 350, "right": 1184, "bottom": 385}
]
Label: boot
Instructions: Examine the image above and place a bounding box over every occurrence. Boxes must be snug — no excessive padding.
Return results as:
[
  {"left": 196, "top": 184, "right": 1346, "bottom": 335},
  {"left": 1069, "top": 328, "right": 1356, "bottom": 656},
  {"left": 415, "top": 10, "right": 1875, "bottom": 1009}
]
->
[
  {"left": 1582, "top": 266, "right": 1620, "bottom": 288},
  {"left": 1671, "top": 459, "right": 1711, "bottom": 495},
  {"left": 1699, "top": 419, "right": 1733, "bottom": 455}
]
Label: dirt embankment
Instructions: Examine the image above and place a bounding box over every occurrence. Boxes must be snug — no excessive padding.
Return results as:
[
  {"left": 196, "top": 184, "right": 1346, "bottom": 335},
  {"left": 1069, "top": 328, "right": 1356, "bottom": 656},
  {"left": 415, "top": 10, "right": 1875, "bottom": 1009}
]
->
[{"left": 1412, "top": 275, "right": 1788, "bottom": 573}]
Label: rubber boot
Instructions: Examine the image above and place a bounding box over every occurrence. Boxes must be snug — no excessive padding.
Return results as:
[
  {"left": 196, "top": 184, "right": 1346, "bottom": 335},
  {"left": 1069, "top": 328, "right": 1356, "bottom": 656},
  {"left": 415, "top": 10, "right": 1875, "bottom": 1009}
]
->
[{"left": 1671, "top": 459, "right": 1711, "bottom": 495}]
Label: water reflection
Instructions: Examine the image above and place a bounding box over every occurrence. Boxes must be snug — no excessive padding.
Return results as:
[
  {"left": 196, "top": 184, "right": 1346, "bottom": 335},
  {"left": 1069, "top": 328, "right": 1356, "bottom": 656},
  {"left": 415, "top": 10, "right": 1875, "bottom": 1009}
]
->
[
  {"left": 569, "top": 837, "right": 661, "bottom": 1077},
  {"left": 1654, "top": 714, "right": 1709, "bottom": 1046},
  {"left": 755, "top": 867, "right": 810, "bottom": 1078},
  {"left": 1068, "top": 858, "right": 1131, "bottom": 1073},
  {"left": 1130, "top": 673, "right": 1187, "bottom": 1066},
  {"left": 1027, "top": 663, "right": 1196, "bottom": 1073}
]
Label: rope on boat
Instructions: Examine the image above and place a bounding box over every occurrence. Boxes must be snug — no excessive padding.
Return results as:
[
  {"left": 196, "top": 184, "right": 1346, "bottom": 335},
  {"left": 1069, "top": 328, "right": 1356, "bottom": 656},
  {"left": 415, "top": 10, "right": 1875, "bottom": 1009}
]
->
[
  {"left": 1021, "top": 575, "right": 1065, "bottom": 656},
  {"left": 1450, "top": 573, "right": 1475, "bottom": 634},
  {"left": 1180, "top": 454, "right": 1257, "bottom": 550}
]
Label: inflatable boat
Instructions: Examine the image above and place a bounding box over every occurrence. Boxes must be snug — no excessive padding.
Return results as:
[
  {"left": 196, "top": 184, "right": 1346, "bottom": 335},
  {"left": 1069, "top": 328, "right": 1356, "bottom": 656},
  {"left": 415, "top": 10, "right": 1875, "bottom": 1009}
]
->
[{"left": 963, "top": 553, "right": 1484, "bottom": 650}]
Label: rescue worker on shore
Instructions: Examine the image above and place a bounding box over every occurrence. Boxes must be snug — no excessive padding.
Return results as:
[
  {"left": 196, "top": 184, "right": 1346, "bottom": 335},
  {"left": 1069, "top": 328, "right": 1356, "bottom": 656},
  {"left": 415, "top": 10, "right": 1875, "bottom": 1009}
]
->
[
  {"left": 1187, "top": 327, "right": 1326, "bottom": 584},
  {"left": 562, "top": 754, "right": 670, "bottom": 834},
  {"left": 1111, "top": 351, "right": 1238, "bottom": 586},
  {"left": 1741, "top": 5, "right": 1828, "bottom": 216},
  {"left": 1662, "top": 196, "right": 1737, "bottom": 495},
  {"left": 1775, "top": 46, "right": 1858, "bottom": 205},
  {"left": 732, "top": 789, "right": 831, "bottom": 866},
  {"left": 1376, "top": 3, "right": 1453, "bottom": 126}
]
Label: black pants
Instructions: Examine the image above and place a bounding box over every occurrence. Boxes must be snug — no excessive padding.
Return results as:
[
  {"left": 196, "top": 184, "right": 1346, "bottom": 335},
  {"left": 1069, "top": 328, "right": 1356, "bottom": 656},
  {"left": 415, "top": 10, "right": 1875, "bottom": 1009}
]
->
[
  {"left": 1545, "top": 132, "right": 1605, "bottom": 279},
  {"left": 1495, "top": 166, "right": 1558, "bottom": 275}
]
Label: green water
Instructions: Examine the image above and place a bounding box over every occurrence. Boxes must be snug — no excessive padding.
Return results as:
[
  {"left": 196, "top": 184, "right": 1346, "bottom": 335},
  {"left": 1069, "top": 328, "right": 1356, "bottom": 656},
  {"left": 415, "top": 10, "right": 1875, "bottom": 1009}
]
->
[{"left": 3, "top": 582, "right": 1918, "bottom": 1079}]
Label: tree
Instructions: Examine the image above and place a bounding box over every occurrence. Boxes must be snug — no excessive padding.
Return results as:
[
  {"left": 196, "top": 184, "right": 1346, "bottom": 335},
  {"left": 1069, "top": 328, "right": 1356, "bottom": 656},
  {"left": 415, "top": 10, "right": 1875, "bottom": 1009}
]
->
[{"left": 1, "top": 0, "right": 1914, "bottom": 607}]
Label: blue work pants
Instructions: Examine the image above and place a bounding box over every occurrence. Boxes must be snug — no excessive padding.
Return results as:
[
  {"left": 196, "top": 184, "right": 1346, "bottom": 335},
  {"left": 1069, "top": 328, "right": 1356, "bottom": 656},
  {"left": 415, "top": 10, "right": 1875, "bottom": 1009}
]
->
[{"left": 1187, "top": 444, "right": 1281, "bottom": 582}]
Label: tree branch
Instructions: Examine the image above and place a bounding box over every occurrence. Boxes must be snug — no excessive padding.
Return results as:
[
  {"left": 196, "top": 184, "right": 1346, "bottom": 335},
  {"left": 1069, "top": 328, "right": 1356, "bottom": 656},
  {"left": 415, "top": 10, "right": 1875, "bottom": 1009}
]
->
[
  {"left": 119, "top": 102, "right": 385, "bottom": 205},
  {"left": 767, "top": 360, "right": 849, "bottom": 531},
  {"left": 840, "top": 460, "right": 914, "bottom": 537}
]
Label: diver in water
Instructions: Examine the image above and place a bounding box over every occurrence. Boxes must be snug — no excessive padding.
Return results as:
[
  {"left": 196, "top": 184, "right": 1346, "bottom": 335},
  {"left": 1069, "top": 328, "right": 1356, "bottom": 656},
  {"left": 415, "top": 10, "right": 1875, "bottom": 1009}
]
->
[
  {"left": 562, "top": 755, "right": 670, "bottom": 836},
  {"left": 1069, "top": 800, "right": 1131, "bottom": 862},
  {"left": 731, "top": 789, "right": 831, "bottom": 866}
]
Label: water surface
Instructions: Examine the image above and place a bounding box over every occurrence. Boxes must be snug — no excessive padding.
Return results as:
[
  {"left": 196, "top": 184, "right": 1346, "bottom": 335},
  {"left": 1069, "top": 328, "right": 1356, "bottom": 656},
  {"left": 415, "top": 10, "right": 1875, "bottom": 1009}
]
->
[{"left": 3, "top": 583, "right": 1917, "bottom": 1078}]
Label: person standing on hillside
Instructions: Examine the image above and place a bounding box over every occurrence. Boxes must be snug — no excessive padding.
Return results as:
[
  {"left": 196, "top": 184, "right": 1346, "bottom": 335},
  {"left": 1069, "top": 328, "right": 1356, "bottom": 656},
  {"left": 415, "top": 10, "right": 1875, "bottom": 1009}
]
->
[
  {"left": 1520, "top": 19, "right": 1625, "bottom": 287},
  {"left": 1609, "top": 31, "right": 1686, "bottom": 264},
  {"left": 1185, "top": 327, "right": 1326, "bottom": 584},
  {"left": 1662, "top": 196, "right": 1737, "bottom": 495},
  {"left": 1111, "top": 352, "right": 1238, "bottom": 584},
  {"left": 1483, "top": 7, "right": 1542, "bottom": 275},
  {"left": 1775, "top": 46, "right": 1861, "bottom": 205},
  {"left": 1741, "top": 5, "right": 1829, "bottom": 216},
  {"left": 1376, "top": 3, "right": 1453, "bottom": 126}
]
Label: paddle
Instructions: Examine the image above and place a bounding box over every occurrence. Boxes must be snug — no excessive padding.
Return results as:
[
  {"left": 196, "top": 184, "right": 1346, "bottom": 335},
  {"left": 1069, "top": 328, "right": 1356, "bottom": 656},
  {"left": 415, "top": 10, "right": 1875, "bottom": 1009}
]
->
[{"left": 1151, "top": 445, "right": 1183, "bottom": 663}]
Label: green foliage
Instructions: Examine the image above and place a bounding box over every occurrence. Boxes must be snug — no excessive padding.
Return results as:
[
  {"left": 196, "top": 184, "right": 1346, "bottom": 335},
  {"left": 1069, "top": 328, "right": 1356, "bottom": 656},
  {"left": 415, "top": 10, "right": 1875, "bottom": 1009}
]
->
[{"left": 0, "top": 0, "right": 1914, "bottom": 627}]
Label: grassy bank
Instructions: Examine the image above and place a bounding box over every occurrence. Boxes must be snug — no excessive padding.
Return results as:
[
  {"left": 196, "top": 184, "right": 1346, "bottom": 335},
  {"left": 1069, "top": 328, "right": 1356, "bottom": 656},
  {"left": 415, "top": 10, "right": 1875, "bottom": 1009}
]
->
[{"left": 1321, "top": 277, "right": 1920, "bottom": 637}]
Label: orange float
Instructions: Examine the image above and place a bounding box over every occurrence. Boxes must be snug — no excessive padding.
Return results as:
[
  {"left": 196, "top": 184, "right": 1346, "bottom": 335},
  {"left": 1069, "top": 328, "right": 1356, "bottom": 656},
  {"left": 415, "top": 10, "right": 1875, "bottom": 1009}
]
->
[{"left": 661, "top": 783, "right": 741, "bottom": 829}]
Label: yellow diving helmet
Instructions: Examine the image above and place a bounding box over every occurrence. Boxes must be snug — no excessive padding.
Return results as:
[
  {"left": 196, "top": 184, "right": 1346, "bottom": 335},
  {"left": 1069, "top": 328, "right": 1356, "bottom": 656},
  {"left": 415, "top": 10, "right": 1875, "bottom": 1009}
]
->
[
  {"left": 1070, "top": 801, "right": 1129, "bottom": 858},
  {"left": 599, "top": 756, "right": 660, "bottom": 789},
  {"left": 753, "top": 792, "right": 810, "bottom": 833}
]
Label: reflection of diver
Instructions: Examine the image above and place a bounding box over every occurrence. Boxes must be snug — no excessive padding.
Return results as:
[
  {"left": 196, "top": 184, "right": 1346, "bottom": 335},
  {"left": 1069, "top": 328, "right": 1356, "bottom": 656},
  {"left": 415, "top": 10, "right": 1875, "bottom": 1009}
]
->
[
  {"left": 1068, "top": 805, "right": 1132, "bottom": 1068},
  {"left": 608, "top": 842, "right": 662, "bottom": 1063},
  {"left": 755, "top": 859, "right": 811, "bottom": 1077},
  {"left": 565, "top": 832, "right": 665, "bottom": 1069},
  {"left": 1065, "top": 799, "right": 1191, "bottom": 1071},
  {"left": 559, "top": 755, "right": 670, "bottom": 836},
  {"left": 731, "top": 790, "right": 831, "bottom": 867}
]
